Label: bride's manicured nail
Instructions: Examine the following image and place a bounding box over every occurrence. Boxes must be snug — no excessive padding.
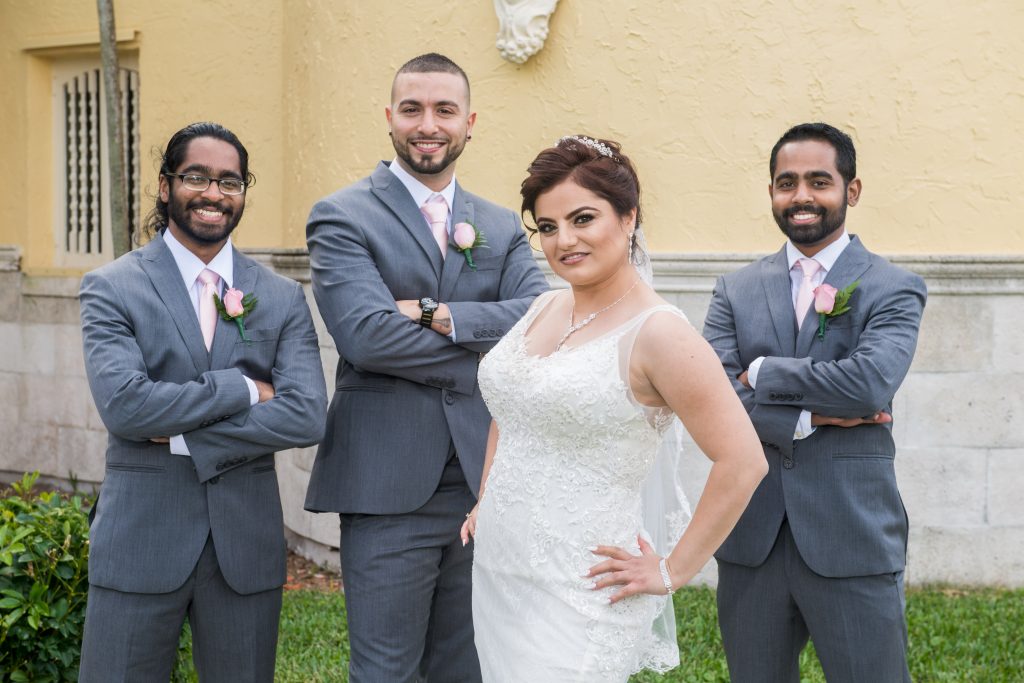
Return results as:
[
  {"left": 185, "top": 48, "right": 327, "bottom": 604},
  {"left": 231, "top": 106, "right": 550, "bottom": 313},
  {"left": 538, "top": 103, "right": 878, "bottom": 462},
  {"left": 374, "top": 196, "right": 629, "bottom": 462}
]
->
[
  {"left": 586, "top": 581, "right": 597, "bottom": 589},
  {"left": 462, "top": 538, "right": 467, "bottom": 547},
  {"left": 587, "top": 546, "right": 598, "bottom": 552},
  {"left": 579, "top": 571, "right": 590, "bottom": 577}
]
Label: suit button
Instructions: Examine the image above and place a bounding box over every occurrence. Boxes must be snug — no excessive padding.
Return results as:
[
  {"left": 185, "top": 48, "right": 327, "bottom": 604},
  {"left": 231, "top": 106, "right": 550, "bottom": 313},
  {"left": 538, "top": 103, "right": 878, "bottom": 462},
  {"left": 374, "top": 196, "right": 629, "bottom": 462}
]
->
[
  {"left": 444, "top": 393, "right": 455, "bottom": 405},
  {"left": 215, "top": 462, "right": 226, "bottom": 471},
  {"left": 209, "top": 476, "right": 220, "bottom": 484},
  {"left": 783, "top": 457, "right": 794, "bottom": 469},
  {"left": 794, "top": 394, "right": 803, "bottom": 401},
  {"left": 473, "top": 331, "right": 481, "bottom": 339},
  {"left": 769, "top": 392, "right": 778, "bottom": 400}
]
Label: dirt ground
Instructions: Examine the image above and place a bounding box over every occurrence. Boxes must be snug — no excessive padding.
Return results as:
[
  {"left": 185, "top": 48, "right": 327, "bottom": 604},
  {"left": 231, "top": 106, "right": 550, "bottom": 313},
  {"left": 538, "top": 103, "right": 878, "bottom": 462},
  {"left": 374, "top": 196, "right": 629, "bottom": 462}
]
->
[{"left": 285, "top": 551, "right": 343, "bottom": 593}]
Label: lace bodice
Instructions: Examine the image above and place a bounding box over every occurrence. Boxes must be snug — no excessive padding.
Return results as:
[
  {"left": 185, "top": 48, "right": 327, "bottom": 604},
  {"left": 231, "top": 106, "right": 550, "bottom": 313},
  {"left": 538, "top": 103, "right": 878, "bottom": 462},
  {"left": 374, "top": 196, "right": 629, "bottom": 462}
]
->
[{"left": 473, "top": 291, "right": 688, "bottom": 680}]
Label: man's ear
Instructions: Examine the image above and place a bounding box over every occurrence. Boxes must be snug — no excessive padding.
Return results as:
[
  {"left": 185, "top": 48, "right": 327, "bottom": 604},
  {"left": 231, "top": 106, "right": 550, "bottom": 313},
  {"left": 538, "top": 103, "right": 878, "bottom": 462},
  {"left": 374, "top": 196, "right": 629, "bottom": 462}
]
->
[
  {"left": 159, "top": 174, "right": 169, "bottom": 203},
  {"left": 846, "top": 178, "right": 862, "bottom": 207}
]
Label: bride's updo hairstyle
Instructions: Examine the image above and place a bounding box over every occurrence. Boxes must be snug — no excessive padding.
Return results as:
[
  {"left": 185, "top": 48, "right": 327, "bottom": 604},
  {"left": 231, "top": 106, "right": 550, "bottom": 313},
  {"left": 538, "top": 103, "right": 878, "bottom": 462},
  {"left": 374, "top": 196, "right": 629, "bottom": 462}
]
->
[{"left": 520, "top": 135, "right": 642, "bottom": 234}]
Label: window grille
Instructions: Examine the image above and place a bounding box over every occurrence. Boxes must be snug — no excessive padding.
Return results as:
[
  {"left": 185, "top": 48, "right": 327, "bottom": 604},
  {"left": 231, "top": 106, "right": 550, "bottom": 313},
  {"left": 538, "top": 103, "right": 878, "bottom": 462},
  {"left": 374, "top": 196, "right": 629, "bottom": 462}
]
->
[{"left": 54, "top": 61, "right": 139, "bottom": 264}]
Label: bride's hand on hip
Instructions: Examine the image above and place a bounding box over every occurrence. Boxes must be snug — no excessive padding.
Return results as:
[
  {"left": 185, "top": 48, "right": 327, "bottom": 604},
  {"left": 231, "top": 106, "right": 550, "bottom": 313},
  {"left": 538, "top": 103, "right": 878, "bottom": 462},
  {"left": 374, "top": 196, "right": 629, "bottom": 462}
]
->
[
  {"left": 460, "top": 504, "right": 479, "bottom": 547},
  {"left": 586, "top": 536, "right": 667, "bottom": 604}
]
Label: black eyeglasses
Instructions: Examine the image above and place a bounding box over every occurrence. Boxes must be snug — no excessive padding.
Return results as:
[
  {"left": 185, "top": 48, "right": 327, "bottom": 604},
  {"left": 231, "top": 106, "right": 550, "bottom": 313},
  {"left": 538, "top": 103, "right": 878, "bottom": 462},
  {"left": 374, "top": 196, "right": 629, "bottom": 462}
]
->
[{"left": 165, "top": 173, "right": 246, "bottom": 195}]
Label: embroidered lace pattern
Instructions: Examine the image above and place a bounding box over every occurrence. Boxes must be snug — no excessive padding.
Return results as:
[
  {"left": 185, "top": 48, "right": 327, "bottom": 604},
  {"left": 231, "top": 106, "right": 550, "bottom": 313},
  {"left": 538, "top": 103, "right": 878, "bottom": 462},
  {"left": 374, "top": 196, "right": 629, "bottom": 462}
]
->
[{"left": 472, "top": 291, "right": 690, "bottom": 682}]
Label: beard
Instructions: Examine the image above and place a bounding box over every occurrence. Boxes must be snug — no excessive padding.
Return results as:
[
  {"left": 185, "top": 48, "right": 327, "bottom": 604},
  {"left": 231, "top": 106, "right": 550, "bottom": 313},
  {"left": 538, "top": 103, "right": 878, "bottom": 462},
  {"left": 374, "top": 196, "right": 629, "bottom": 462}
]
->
[
  {"left": 166, "top": 196, "right": 243, "bottom": 245},
  {"left": 392, "top": 135, "right": 466, "bottom": 176},
  {"left": 772, "top": 200, "right": 847, "bottom": 246}
]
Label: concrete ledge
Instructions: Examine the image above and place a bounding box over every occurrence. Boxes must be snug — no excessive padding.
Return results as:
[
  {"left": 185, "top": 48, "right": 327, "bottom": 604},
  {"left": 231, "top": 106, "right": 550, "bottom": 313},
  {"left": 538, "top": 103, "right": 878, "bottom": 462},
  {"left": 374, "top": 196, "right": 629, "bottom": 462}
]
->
[
  {"left": 3, "top": 249, "right": 1023, "bottom": 586},
  {"left": 0, "top": 245, "right": 21, "bottom": 272}
]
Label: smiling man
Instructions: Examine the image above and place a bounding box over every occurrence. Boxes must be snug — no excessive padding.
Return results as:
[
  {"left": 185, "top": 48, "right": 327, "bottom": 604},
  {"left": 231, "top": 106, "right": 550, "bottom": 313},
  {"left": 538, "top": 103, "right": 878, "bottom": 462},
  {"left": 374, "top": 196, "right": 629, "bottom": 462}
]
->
[
  {"left": 78, "top": 122, "right": 326, "bottom": 681},
  {"left": 303, "top": 53, "right": 546, "bottom": 682},
  {"left": 703, "top": 123, "right": 927, "bottom": 682}
]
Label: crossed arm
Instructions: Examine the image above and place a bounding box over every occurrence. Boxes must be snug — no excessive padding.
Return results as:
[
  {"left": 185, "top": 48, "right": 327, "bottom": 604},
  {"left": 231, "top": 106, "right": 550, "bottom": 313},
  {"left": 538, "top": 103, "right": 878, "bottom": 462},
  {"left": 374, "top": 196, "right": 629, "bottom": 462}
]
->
[
  {"left": 80, "top": 271, "right": 253, "bottom": 442},
  {"left": 80, "top": 273, "right": 327, "bottom": 482},
  {"left": 307, "top": 199, "right": 546, "bottom": 393},
  {"left": 703, "top": 271, "right": 927, "bottom": 451}
]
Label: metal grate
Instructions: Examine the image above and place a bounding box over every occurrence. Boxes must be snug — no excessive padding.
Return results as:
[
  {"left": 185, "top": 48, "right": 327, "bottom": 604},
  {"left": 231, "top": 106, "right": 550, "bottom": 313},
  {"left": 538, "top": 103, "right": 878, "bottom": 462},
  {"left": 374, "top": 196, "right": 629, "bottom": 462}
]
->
[{"left": 61, "top": 67, "right": 139, "bottom": 255}]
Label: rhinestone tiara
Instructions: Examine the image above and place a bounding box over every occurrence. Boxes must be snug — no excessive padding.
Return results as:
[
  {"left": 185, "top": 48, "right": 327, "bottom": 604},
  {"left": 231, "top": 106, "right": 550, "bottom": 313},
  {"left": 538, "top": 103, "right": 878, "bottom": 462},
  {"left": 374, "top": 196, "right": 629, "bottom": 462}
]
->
[{"left": 558, "top": 135, "right": 616, "bottom": 159}]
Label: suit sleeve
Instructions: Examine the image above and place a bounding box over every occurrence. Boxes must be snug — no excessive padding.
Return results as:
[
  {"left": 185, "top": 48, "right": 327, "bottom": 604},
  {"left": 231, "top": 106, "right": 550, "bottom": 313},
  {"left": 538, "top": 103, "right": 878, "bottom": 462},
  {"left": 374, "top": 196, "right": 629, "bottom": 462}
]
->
[
  {"left": 80, "top": 270, "right": 252, "bottom": 442},
  {"left": 753, "top": 270, "right": 927, "bottom": 417},
  {"left": 703, "top": 274, "right": 801, "bottom": 456},
  {"left": 307, "top": 197, "right": 483, "bottom": 395},
  {"left": 446, "top": 210, "right": 549, "bottom": 353},
  {"left": 181, "top": 282, "right": 328, "bottom": 482}
]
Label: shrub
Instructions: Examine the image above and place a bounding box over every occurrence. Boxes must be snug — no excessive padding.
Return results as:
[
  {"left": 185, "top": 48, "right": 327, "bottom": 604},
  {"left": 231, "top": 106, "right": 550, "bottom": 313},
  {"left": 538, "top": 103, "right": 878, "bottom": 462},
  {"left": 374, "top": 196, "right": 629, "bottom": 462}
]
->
[{"left": 0, "top": 472, "right": 92, "bottom": 682}]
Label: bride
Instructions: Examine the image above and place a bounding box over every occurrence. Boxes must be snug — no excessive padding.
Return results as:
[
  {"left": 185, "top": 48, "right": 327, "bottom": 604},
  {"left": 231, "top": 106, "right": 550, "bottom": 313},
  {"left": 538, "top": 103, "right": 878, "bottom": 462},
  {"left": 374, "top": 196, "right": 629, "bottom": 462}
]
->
[{"left": 461, "top": 136, "right": 767, "bottom": 681}]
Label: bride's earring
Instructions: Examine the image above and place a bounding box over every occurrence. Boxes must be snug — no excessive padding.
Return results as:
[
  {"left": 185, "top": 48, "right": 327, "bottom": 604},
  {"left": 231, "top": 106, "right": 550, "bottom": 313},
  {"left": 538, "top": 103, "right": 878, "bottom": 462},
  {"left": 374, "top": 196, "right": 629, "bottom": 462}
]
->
[{"left": 627, "top": 232, "right": 635, "bottom": 264}]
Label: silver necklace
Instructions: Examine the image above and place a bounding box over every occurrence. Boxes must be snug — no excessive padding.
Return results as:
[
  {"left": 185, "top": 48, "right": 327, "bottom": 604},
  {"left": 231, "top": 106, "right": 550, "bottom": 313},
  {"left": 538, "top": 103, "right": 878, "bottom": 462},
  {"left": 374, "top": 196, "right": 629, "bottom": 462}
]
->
[{"left": 555, "top": 278, "right": 641, "bottom": 350}]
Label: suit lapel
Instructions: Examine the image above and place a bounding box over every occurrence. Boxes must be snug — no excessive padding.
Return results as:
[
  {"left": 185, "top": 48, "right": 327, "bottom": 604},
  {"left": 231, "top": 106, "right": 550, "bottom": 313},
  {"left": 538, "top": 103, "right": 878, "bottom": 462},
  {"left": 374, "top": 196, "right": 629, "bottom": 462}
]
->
[
  {"left": 369, "top": 162, "right": 443, "bottom": 279},
  {"left": 139, "top": 234, "right": 210, "bottom": 374},
  {"left": 209, "top": 248, "right": 259, "bottom": 369},
  {"left": 761, "top": 246, "right": 798, "bottom": 355},
  {"left": 439, "top": 183, "right": 474, "bottom": 302},
  {"left": 795, "top": 235, "right": 872, "bottom": 357}
]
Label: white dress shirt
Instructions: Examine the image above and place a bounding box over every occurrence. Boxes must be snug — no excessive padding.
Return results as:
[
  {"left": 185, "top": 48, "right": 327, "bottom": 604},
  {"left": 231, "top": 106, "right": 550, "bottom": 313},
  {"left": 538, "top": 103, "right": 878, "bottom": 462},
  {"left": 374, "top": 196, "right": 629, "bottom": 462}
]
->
[
  {"left": 388, "top": 159, "right": 459, "bottom": 340},
  {"left": 747, "top": 231, "right": 852, "bottom": 440},
  {"left": 163, "top": 229, "right": 259, "bottom": 455}
]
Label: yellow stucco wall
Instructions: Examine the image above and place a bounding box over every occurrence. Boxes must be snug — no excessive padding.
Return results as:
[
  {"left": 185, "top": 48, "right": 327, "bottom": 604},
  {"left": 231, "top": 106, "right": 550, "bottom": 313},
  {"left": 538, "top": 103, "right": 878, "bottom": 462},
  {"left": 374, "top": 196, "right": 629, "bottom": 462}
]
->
[{"left": 2, "top": 0, "right": 1022, "bottom": 274}]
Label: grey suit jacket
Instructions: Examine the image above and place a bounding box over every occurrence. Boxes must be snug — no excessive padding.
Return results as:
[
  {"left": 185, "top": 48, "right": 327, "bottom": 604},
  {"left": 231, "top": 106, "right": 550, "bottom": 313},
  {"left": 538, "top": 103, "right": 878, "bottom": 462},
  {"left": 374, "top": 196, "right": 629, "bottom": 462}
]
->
[
  {"left": 703, "top": 236, "right": 927, "bottom": 577},
  {"left": 304, "top": 161, "right": 548, "bottom": 515},
  {"left": 79, "top": 232, "right": 326, "bottom": 595}
]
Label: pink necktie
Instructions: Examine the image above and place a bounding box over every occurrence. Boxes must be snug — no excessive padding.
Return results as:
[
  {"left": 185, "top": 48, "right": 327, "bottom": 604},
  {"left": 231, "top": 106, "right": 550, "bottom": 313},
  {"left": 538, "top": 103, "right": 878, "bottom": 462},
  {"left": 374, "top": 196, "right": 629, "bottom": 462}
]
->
[
  {"left": 198, "top": 269, "right": 220, "bottom": 351},
  {"left": 794, "top": 258, "right": 821, "bottom": 329},
  {"left": 420, "top": 195, "right": 449, "bottom": 257}
]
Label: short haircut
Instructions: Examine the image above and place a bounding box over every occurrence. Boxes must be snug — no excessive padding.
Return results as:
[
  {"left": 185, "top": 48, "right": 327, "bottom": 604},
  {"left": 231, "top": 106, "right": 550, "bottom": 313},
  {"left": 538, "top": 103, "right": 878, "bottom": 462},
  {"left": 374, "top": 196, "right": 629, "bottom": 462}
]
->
[
  {"left": 392, "top": 53, "right": 470, "bottom": 104},
  {"left": 769, "top": 122, "right": 857, "bottom": 186}
]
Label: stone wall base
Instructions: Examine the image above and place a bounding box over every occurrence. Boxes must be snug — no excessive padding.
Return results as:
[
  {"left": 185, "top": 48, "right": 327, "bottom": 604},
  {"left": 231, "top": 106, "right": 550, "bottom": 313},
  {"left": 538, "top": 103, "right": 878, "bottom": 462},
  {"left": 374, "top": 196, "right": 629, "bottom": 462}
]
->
[{"left": 3, "top": 245, "right": 1022, "bottom": 586}]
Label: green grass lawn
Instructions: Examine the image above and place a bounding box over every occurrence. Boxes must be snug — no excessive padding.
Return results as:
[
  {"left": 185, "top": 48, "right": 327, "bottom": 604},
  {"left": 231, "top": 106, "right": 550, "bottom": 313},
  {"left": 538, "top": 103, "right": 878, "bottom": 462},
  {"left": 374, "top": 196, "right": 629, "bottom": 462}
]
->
[{"left": 173, "top": 586, "right": 1024, "bottom": 682}]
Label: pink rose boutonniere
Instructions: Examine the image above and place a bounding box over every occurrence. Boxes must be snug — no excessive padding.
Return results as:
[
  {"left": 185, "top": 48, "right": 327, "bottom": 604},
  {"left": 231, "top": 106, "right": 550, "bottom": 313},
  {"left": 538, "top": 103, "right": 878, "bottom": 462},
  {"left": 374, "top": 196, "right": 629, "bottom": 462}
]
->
[
  {"left": 214, "top": 288, "right": 258, "bottom": 342},
  {"left": 813, "top": 280, "right": 859, "bottom": 340},
  {"left": 452, "top": 221, "right": 488, "bottom": 270}
]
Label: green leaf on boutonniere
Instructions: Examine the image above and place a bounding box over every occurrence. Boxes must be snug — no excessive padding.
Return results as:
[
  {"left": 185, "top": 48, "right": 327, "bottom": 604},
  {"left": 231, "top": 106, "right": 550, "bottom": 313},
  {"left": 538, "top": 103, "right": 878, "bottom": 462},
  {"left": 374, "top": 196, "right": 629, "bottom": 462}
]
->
[
  {"left": 828, "top": 280, "right": 860, "bottom": 318},
  {"left": 213, "top": 291, "right": 258, "bottom": 343},
  {"left": 451, "top": 221, "right": 489, "bottom": 270},
  {"left": 816, "top": 280, "right": 860, "bottom": 340}
]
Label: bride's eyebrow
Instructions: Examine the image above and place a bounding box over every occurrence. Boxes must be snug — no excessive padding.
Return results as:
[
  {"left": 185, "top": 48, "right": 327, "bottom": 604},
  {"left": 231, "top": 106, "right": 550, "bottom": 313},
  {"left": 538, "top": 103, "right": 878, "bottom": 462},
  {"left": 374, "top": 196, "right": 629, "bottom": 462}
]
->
[
  {"left": 534, "top": 205, "right": 600, "bottom": 223},
  {"left": 565, "top": 206, "right": 599, "bottom": 219}
]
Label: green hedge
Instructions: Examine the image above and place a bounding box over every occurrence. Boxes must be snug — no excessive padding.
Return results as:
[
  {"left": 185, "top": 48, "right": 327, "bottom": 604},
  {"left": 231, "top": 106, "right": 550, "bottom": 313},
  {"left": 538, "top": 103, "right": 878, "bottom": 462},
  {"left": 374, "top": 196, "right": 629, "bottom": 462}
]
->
[{"left": 0, "top": 473, "right": 92, "bottom": 682}]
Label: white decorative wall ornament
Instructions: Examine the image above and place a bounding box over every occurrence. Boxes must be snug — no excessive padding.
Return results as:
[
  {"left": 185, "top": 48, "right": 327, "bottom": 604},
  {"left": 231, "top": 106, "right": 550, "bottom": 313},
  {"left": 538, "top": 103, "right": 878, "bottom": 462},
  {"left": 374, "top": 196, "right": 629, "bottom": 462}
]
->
[{"left": 493, "top": 0, "right": 560, "bottom": 65}]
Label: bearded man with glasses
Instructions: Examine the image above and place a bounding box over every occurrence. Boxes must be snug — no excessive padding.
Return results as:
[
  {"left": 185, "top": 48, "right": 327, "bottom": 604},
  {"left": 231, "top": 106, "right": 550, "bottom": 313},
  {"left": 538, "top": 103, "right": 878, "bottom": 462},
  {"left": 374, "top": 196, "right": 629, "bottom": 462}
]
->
[{"left": 77, "top": 121, "right": 326, "bottom": 682}]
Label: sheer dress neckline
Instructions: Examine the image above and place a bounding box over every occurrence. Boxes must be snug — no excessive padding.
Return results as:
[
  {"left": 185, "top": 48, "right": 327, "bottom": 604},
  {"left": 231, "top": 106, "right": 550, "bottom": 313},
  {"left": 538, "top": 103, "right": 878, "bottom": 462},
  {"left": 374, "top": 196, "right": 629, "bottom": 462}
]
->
[{"left": 521, "top": 289, "right": 677, "bottom": 360}]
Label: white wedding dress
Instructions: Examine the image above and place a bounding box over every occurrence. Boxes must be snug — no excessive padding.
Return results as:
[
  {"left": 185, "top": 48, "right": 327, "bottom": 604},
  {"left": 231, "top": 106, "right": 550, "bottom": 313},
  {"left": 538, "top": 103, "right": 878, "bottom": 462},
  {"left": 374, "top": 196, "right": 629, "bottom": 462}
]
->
[{"left": 473, "top": 290, "right": 692, "bottom": 682}]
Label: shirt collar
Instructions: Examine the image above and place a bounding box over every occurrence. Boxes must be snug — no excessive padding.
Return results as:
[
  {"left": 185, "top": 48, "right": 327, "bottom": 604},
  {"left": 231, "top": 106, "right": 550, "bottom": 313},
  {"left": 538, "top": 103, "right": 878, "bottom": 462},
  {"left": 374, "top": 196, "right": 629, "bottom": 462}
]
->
[
  {"left": 388, "top": 159, "right": 456, "bottom": 213},
  {"left": 163, "top": 228, "right": 234, "bottom": 290},
  {"left": 786, "top": 230, "right": 851, "bottom": 273}
]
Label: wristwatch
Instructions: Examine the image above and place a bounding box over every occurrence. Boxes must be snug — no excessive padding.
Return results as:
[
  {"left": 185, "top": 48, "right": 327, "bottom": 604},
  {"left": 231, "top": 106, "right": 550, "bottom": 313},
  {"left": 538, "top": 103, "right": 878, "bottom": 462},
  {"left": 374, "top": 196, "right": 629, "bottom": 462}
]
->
[{"left": 418, "top": 297, "right": 439, "bottom": 327}]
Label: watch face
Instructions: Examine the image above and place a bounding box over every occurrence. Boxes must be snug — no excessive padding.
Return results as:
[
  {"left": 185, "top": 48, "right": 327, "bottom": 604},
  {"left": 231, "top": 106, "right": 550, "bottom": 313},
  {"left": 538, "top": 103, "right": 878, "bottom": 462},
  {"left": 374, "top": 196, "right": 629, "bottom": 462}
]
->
[{"left": 419, "top": 297, "right": 438, "bottom": 312}]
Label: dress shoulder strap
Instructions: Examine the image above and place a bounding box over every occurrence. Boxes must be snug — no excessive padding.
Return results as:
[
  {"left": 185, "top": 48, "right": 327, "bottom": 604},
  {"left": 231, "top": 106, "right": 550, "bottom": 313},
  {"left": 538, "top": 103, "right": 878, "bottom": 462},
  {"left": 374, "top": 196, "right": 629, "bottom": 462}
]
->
[{"left": 520, "top": 288, "right": 563, "bottom": 327}]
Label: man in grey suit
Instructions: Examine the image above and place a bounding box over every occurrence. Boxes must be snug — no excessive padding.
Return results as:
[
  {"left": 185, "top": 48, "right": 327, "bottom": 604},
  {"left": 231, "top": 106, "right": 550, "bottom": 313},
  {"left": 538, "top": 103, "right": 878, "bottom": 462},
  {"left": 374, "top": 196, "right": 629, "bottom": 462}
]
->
[
  {"left": 703, "top": 123, "right": 927, "bottom": 682},
  {"left": 78, "top": 122, "right": 326, "bottom": 681},
  {"left": 304, "top": 53, "right": 547, "bottom": 682}
]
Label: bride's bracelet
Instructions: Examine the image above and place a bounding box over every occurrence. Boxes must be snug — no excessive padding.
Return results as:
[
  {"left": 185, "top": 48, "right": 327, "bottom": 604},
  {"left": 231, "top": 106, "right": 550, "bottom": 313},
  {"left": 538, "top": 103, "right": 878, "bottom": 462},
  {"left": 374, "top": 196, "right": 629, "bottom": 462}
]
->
[{"left": 658, "top": 557, "right": 675, "bottom": 596}]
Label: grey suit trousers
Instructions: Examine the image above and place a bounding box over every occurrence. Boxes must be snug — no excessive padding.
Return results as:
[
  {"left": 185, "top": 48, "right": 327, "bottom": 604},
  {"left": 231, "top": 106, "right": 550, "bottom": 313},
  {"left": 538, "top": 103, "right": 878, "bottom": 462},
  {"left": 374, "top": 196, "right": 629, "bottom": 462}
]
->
[
  {"left": 339, "top": 456, "right": 480, "bottom": 683},
  {"left": 78, "top": 535, "right": 282, "bottom": 682},
  {"left": 717, "top": 521, "right": 911, "bottom": 683}
]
